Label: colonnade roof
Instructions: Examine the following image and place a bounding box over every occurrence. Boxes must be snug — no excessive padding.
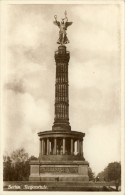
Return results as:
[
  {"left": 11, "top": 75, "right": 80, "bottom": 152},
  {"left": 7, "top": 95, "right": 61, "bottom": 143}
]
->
[{"left": 38, "top": 130, "right": 85, "bottom": 139}]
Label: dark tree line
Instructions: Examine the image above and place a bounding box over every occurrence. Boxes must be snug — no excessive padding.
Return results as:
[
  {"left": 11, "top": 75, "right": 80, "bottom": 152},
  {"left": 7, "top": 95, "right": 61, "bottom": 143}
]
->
[
  {"left": 88, "top": 167, "right": 95, "bottom": 181},
  {"left": 3, "top": 148, "right": 37, "bottom": 181},
  {"left": 97, "top": 162, "right": 121, "bottom": 191},
  {"left": 3, "top": 147, "right": 121, "bottom": 190}
]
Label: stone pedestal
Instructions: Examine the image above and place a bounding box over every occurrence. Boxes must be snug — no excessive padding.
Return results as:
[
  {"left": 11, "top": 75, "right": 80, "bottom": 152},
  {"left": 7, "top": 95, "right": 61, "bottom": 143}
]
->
[{"left": 29, "top": 160, "right": 89, "bottom": 182}]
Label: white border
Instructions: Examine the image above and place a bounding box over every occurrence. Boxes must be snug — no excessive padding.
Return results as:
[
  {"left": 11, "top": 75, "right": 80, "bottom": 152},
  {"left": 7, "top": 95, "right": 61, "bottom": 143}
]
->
[{"left": 0, "top": 0, "right": 124, "bottom": 195}]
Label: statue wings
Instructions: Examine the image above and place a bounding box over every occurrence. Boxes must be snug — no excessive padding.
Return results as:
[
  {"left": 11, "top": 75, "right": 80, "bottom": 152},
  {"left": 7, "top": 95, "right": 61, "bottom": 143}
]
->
[
  {"left": 65, "top": 22, "right": 73, "bottom": 30},
  {"left": 53, "top": 21, "right": 73, "bottom": 29}
]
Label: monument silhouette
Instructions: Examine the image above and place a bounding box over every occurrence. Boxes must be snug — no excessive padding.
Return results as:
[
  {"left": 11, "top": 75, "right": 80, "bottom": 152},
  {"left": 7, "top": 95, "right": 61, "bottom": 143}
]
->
[{"left": 29, "top": 12, "right": 89, "bottom": 183}]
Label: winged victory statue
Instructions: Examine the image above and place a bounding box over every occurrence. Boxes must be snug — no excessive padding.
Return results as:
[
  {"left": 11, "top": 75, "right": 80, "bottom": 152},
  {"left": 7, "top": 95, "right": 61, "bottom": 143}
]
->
[{"left": 53, "top": 11, "right": 73, "bottom": 45}]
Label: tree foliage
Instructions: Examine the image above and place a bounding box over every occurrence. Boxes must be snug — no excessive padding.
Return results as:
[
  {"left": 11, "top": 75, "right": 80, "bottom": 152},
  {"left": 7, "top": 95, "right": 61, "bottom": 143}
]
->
[
  {"left": 88, "top": 167, "right": 95, "bottom": 181},
  {"left": 3, "top": 156, "right": 12, "bottom": 181},
  {"left": 97, "top": 162, "right": 121, "bottom": 191},
  {"left": 11, "top": 148, "right": 28, "bottom": 164},
  {"left": 104, "top": 162, "right": 121, "bottom": 182},
  {"left": 3, "top": 148, "right": 38, "bottom": 181}
]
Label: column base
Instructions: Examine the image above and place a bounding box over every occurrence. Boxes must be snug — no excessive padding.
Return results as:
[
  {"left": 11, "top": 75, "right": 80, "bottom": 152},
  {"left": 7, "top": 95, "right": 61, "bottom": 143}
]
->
[{"left": 52, "top": 123, "right": 71, "bottom": 131}]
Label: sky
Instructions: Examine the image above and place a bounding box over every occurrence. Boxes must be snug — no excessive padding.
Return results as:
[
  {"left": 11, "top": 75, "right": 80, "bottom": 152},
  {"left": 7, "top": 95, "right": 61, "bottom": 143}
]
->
[{"left": 2, "top": 3, "right": 121, "bottom": 175}]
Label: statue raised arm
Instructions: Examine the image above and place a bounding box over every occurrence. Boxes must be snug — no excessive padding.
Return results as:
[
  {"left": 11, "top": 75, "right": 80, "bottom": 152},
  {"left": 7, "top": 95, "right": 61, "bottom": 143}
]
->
[{"left": 53, "top": 11, "right": 73, "bottom": 45}]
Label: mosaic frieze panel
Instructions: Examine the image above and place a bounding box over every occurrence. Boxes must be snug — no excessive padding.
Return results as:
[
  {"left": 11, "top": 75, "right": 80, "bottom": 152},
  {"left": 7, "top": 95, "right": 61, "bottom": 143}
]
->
[{"left": 40, "top": 166, "right": 78, "bottom": 174}]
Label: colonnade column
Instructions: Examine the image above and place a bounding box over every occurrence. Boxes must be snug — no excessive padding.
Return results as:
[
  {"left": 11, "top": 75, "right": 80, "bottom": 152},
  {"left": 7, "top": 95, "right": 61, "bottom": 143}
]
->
[
  {"left": 41, "top": 139, "right": 44, "bottom": 155},
  {"left": 73, "top": 140, "right": 75, "bottom": 154},
  {"left": 54, "top": 138, "right": 57, "bottom": 155},
  {"left": 81, "top": 140, "right": 83, "bottom": 155},
  {"left": 71, "top": 138, "right": 73, "bottom": 154},
  {"left": 40, "top": 137, "right": 83, "bottom": 156},
  {"left": 43, "top": 139, "right": 46, "bottom": 155},
  {"left": 39, "top": 139, "right": 42, "bottom": 156},
  {"left": 47, "top": 138, "right": 50, "bottom": 155},
  {"left": 63, "top": 138, "right": 65, "bottom": 154},
  {"left": 77, "top": 139, "right": 80, "bottom": 154},
  {"left": 79, "top": 140, "right": 81, "bottom": 155}
]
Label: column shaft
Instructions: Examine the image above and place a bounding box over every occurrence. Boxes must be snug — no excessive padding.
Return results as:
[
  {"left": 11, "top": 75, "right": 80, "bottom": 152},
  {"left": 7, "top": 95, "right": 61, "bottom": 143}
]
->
[
  {"left": 71, "top": 138, "right": 73, "bottom": 154},
  {"left": 52, "top": 46, "right": 71, "bottom": 131},
  {"left": 81, "top": 140, "right": 83, "bottom": 155},
  {"left": 39, "top": 139, "right": 42, "bottom": 157},
  {"left": 41, "top": 139, "right": 44, "bottom": 155},
  {"left": 79, "top": 141, "right": 81, "bottom": 155},
  {"left": 77, "top": 140, "right": 80, "bottom": 154},
  {"left": 43, "top": 139, "right": 46, "bottom": 155},
  {"left": 47, "top": 138, "right": 50, "bottom": 155},
  {"left": 63, "top": 138, "right": 65, "bottom": 154},
  {"left": 54, "top": 138, "right": 57, "bottom": 155}
]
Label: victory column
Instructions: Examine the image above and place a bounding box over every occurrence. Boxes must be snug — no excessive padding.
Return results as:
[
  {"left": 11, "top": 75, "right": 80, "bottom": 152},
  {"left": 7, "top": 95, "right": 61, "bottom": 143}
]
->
[{"left": 29, "top": 11, "right": 89, "bottom": 183}]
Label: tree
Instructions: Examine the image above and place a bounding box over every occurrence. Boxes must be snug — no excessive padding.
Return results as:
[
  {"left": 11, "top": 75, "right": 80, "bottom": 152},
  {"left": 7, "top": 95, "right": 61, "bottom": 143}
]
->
[
  {"left": 3, "top": 156, "right": 12, "bottom": 181},
  {"left": 11, "top": 148, "right": 28, "bottom": 165},
  {"left": 97, "top": 162, "right": 121, "bottom": 191},
  {"left": 10, "top": 148, "right": 30, "bottom": 180},
  {"left": 3, "top": 148, "right": 38, "bottom": 181},
  {"left": 104, "top": 162, "right": 121, "bottom": 191},
  {"left": 88, "top": 167, "right": 95, "bottom": 181}
]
